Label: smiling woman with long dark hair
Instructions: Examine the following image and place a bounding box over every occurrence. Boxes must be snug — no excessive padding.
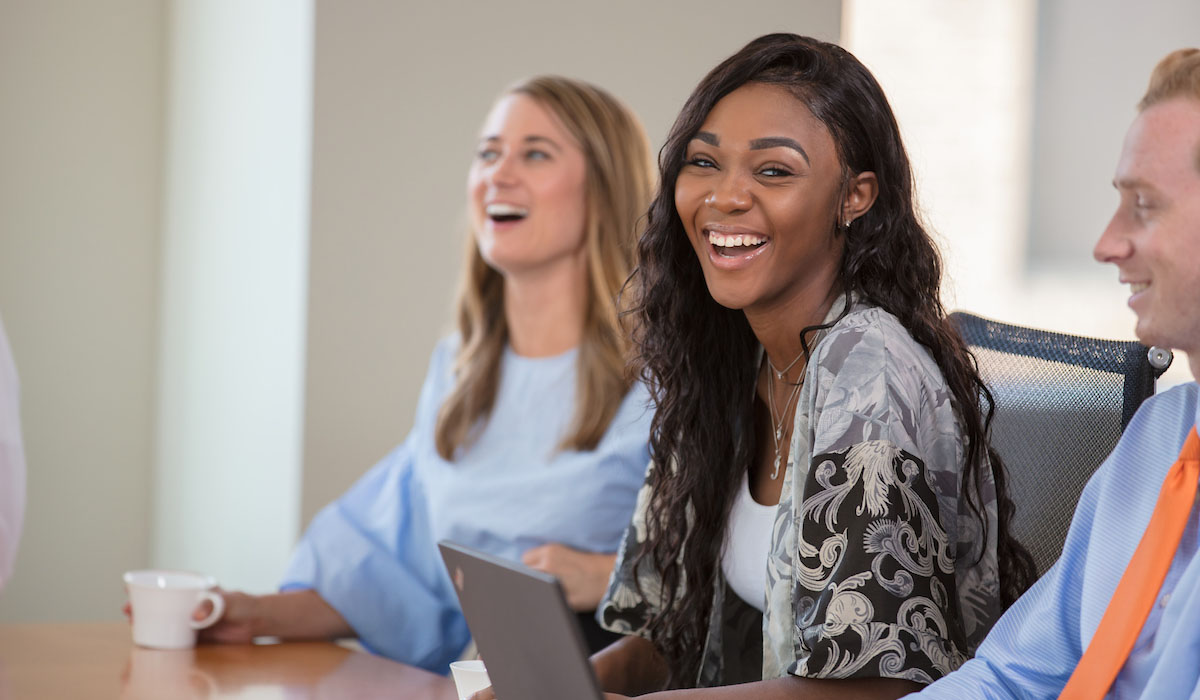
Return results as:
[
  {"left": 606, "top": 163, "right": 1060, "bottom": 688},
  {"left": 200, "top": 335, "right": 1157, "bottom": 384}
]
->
[{"left": 590, "top": 34, "right": 1035, "bottom": 699}]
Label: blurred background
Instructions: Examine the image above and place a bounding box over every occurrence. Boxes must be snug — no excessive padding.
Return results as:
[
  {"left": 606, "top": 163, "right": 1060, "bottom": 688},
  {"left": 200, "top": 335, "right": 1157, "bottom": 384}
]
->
[{"left": 0, "top": 0, "right": 1196, "bottom": 622}]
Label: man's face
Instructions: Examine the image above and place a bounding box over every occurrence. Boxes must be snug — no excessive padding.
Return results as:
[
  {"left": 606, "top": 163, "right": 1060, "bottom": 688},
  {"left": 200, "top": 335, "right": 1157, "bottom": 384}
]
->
[{"left": 1094, "top": 97, "right": 1200, "bottom": 362}]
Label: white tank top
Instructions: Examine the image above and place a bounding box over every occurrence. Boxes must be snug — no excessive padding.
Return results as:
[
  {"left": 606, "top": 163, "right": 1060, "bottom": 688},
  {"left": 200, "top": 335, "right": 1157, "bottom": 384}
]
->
[{"left": 720, "top": 472, "right": 777, "bottom": 612}]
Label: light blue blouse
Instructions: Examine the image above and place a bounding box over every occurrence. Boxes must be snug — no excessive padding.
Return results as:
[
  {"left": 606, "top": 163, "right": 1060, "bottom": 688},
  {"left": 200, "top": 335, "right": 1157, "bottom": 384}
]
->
[{"left": 281, "top": 337, "right": 654, "bottom": 673}]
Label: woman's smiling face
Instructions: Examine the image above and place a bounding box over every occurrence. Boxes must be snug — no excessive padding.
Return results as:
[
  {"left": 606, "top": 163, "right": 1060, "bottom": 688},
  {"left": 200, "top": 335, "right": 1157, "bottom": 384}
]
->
[
  {"left": 467, "top": 93, "right": 589, "bottom": 279},
  {"left": 674, "top": 82, "right": 847, "bottom": 315}
]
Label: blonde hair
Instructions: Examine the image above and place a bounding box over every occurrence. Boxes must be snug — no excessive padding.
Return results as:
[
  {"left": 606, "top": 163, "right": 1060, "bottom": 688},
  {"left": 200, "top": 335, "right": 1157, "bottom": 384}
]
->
[
  {"left": 434, "top": 76, "right": 655, "bottom": 460},
  {"left": 1139, "top": 48, "right": 1200, "bottom": 173}
]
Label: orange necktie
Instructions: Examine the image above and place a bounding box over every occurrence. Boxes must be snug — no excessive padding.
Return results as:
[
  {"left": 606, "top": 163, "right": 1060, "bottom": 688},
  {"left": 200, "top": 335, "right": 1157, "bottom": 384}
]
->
[{"left": 1058, "top": 426, "right": 1200, "bottom": 700}]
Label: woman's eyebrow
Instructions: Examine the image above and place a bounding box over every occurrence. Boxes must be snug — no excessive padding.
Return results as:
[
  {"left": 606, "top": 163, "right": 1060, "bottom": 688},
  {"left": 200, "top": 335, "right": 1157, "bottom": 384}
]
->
[
  {"left": 693, "top": 131, "right": 719, "bottom": 146},
  {"left": 524, "top": 135, "right": 563, "bottom": 153},
  {"left": 477, "top": 134, "right": 564, "bottom": 153},
  {"left": 749, "top": 137, "right": 810, "bottom": 165}
]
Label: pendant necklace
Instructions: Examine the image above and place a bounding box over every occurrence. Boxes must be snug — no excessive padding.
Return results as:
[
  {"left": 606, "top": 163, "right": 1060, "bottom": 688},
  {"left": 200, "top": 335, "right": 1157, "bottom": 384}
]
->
[{"left": 766, "top": 352, "right": 806, "bottom": 480}]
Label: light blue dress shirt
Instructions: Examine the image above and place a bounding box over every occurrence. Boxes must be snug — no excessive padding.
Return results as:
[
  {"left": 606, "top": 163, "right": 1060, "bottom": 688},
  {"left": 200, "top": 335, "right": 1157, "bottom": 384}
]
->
[
  {"left": 906, "top": 381, "right": 1200, "bottom": 700},
  {"left": 281, "top": 337, "right": 654, "bottom": 673}
]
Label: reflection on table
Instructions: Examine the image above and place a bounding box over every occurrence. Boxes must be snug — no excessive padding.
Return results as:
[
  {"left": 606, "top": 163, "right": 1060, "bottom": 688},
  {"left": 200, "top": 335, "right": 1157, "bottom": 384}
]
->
[{"left": 0, "top": 622, "right": 458, "bottom": 699}]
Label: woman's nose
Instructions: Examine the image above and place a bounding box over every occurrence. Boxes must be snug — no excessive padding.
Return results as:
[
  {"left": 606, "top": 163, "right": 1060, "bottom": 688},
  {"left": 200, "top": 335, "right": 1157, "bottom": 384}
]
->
[
  {"left": 704, "top": 172, "right": 751, "bottom": 213},
  {"left": 484, "top": 152, "right": 519, "bottom": 187}
]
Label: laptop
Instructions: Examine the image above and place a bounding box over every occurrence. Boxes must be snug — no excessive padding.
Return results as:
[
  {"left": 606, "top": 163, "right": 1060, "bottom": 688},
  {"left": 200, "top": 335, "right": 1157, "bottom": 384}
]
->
[{"left": 438, "top": 540, "right": 605, "bottom": 700}]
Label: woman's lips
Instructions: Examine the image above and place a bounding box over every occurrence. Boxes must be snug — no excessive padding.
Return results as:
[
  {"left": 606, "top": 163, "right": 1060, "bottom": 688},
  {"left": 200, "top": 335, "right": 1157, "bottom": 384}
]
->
[
  {"left": 484, "top": 202, "right": 529, "bottom": 230},
  {"left": 703, "top": 228, "right": 770, "bottom": 271},
  {"left": 485, "top": 202, "right": 528, "bottom": 218}
]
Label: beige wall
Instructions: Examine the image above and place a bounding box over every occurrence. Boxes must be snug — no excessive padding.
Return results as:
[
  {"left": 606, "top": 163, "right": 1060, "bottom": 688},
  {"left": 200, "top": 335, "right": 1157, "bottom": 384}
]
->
[
  {"left": 1029, "top": 0, "right": 1200, "bottom": 267},
  {"left": 300, "top": 0, "right": 843, "bottom": 524},
  {"left": 0, "top": 1, "right": 165, "bottom": 621},
  {"left": 0, "top": 0, "right": 841, "bottom": 621},
  {"left": 3, "top": 0, "right": 1194, "bottom": 623}
]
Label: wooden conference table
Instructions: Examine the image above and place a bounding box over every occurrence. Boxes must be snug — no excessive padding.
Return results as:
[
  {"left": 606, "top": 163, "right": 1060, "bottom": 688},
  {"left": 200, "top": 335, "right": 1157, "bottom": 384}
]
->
[{"left": 0, "top": 622, "right": 459, "bottom": 699}]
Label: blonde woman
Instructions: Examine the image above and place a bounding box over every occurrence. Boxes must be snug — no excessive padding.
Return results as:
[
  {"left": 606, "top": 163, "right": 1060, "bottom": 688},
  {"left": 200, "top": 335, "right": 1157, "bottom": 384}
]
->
[{"left": 195, "top": 76, "right": 656, "bottom": 672}]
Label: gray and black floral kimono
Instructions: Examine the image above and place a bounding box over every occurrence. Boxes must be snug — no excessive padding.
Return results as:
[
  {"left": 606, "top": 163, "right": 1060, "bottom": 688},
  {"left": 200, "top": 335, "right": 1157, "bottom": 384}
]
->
[{"left": 598, "top": 299, "right": 1001, "bottom": 687}]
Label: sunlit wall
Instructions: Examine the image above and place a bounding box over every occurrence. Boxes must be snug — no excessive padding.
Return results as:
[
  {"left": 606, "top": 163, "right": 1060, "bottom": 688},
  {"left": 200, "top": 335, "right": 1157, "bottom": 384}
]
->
[{"left": 844, "top": 0, "right": 1197, "bottom": 386}]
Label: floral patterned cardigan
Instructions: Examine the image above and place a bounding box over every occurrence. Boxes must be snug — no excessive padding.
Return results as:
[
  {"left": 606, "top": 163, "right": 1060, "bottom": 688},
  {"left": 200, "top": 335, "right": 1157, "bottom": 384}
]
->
[{"left": 597, "top": 300, "right": 1002, "bottom": 688}]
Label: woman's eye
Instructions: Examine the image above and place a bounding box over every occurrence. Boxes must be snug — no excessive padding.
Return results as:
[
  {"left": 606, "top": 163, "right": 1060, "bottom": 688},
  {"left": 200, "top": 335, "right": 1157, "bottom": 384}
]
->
[
  {"left": 685, "top": 156, "right": 716, "bottom": 169},
  {"left": 759, "top": 166, "right": 793, "bottom": 177},
  {"left": 478, "top": 148, "right": 500, "bottom": 162},
  {"left": 525, "top": 149, "right": 551, "bottom": 161}
]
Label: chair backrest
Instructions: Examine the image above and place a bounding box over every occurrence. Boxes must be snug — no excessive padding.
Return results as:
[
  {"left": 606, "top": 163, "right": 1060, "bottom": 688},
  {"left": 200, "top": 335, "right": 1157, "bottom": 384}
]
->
[{"left": 950, "top": 312, "right": 1166, "bottom": 577}]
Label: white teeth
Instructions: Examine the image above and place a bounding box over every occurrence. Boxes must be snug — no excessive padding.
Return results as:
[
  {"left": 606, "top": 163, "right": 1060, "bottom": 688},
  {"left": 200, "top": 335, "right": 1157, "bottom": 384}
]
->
[
  {"left": 707, "top": 231, "right": 765, "bottom": 247},
  {"left": 486, "top": 203, "right": 529, "bottom": 217},
  {"left": 1130, "top": 282, "right": 1149, "bottom": 294}
]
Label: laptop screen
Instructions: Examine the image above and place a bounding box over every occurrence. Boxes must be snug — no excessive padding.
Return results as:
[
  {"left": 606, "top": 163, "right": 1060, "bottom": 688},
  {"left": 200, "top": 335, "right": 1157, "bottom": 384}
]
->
[{"left": 438, "top": 540, "right": 605, "bottom": 700}]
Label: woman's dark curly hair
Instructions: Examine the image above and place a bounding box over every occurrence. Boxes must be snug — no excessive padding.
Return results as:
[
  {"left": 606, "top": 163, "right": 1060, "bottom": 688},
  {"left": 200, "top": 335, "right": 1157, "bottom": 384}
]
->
[{"left": 626, "top": 33, "right": 1036, "bottom": 687}]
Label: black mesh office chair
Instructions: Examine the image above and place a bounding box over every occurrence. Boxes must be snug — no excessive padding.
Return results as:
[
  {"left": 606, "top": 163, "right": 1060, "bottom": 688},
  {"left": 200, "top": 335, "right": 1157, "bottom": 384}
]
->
[{"left": 950, "top": 312, "right": 1171, "bottom": 577}]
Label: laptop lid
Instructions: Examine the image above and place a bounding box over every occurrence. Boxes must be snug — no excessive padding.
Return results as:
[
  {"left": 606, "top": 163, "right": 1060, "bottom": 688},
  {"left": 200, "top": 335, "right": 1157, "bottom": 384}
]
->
[{"left": 438, "top": 540, "right": 604, "bottom": 700}]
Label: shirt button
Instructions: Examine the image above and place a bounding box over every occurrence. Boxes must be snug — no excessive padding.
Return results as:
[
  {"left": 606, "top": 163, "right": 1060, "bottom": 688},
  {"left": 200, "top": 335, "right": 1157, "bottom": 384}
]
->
[{"left": 1161, "top": 592, "right": 1172, "bottom": 608}]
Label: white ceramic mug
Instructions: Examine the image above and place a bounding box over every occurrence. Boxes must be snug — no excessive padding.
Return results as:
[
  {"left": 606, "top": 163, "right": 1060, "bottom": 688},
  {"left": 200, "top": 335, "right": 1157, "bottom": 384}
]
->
[
  {"left": 123, "top": 570, "right": 225, "bottom": 649},
  {"left": 449, "top": 659, "right": 491, "bottom": 700}
]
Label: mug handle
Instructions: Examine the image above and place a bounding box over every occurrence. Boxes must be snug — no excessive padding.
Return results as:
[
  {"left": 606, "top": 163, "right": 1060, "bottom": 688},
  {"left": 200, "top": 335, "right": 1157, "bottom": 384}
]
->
[{"left": 191, "top": 590, "right": 225, "bottom": 630}]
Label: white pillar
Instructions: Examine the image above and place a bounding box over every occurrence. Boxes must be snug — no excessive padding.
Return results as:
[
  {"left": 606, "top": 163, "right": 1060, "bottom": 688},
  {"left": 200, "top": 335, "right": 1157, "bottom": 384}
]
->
[
  {"left": 842, "top": 0, "right": 1037, "bottom": 317},
  {"left": 154, "top": 0, "right": 313, "bottom": 591}
]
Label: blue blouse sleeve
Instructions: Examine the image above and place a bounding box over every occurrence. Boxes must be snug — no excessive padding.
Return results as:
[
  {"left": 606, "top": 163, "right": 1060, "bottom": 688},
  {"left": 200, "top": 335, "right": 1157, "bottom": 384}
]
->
[{"left": 279, "top": 340, "right": 470, "bottom": 673}]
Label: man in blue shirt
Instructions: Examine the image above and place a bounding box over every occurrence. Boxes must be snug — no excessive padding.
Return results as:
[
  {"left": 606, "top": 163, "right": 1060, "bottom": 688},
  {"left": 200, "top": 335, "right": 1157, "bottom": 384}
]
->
[{"left": 907, "top": 48, "right": 1200, "bottom": 700}]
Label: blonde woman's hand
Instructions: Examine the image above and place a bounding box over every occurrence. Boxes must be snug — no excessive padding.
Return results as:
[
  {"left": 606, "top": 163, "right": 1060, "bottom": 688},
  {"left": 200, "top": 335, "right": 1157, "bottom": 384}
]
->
[
  {"left": 521, "top": 544, "right": 617, "bottom": 611},
  {"left": 122, "top": 588, "right": 260, "bottom": 644},
  {"left": 193, "top": 589, "right": 260, "bottom": 644}
]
